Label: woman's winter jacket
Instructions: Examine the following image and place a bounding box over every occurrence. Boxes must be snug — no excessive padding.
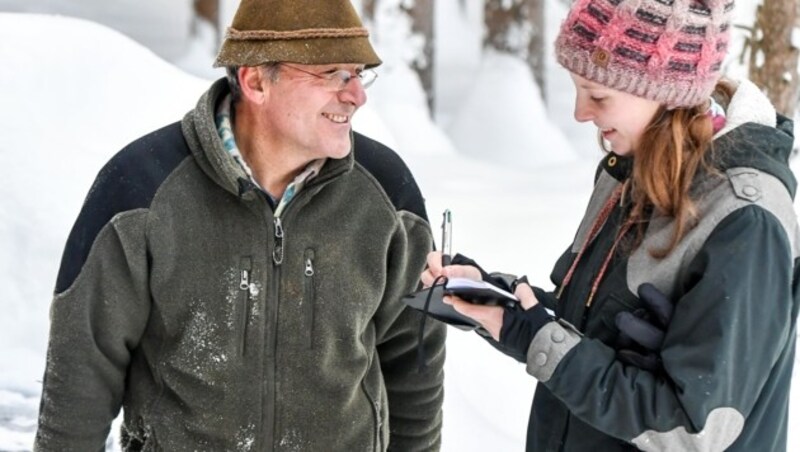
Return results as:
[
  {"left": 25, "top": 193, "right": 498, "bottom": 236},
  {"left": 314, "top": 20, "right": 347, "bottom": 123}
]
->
[{"left": 524, "top": 80, "right": 799, "bottom": 451}]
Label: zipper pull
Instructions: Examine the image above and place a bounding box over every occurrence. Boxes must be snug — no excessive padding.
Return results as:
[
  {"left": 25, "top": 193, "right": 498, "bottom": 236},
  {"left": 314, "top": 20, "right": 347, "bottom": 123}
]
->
[
  {"left": 240, "top": 269, "right": 250, "bottom": 290},
  {"left": 273, "top": 217, "right": 284, "bottom": 265},
  {"left": 304, "top": 257, "right": 314, "bottom": 276}
]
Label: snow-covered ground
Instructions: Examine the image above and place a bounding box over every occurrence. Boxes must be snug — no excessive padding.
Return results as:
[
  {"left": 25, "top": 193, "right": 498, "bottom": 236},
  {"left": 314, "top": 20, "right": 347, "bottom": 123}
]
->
[{"left": 0, "top": 1, "right": 798, "bottom": 451}]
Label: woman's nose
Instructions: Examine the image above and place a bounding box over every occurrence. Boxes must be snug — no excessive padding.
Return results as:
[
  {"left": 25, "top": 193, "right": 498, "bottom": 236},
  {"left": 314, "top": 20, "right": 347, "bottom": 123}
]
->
[{"left": 573, "top": 100, "right": 594, "bottom": 123}]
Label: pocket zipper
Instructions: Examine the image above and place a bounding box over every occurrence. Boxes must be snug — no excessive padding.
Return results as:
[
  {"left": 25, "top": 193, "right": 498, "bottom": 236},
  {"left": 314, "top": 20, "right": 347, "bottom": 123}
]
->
[
  {"left": 239, "top": 257, "right": 253, "bottom": 356},
  {"left": 304, "top": 249, "right": 316, "bottom": 348}
]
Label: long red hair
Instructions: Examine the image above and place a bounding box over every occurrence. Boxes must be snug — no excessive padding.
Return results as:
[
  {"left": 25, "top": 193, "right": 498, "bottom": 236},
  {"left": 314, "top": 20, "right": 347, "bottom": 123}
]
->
[{"left": 625, "top": 80, "right": 736, "bottom": 257}]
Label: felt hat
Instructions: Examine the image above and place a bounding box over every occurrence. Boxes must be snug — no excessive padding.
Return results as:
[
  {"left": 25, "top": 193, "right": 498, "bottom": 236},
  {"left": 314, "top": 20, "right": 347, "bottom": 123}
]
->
[{"left": 214, "top": 0, "right": 381, "bottom": 68}]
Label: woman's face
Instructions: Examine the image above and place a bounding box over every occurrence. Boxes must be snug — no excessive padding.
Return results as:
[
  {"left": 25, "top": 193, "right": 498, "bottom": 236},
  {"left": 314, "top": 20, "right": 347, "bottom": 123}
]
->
[{"left": 570, "top": 73, "right": 662, "bottom": 156}]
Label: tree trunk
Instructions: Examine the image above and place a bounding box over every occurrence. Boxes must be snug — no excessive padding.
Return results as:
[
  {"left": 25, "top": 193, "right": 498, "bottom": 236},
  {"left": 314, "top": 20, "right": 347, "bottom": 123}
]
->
[
  {"left": 747, "top": 0, "right": 799, "bottom": 116},
  {"left": 195, "top": 0, "right": 220, "bottom": 44},
  {"left": 401, "top": 0, "right": 435, "bottom": 113},
  {"left": 362, "top": 0, "right": 376, "bottom": 21},
  {"left": 363, "top": 0, "right": 436, "bottom": 115},
  {"left": 484, "top": 0, "right": 546, "bottom": 102},
  {"left": 195, "top": 0, "right": 219, "bottom": 29}
]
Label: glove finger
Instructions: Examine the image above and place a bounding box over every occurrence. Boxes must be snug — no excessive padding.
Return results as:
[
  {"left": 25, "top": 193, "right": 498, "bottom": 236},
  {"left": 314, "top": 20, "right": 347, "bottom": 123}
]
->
[
  {"left": 617, "top": 350, "right": 660, "bottom": 372},
  {"left": 615, "top": 329, "right": 636, "bottom": 349},
  {"left": 638, "top": 283, "right": 674, "bottom": 327},
  {"left": 615, "top": 311, "right": 664, "bottom": 351}
]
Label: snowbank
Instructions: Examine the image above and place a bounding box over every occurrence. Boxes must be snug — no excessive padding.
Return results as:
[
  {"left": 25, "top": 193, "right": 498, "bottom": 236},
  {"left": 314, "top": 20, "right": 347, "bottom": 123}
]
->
[
  {"left": 0, "top": 12, "right": 208, "bottom": 394},
  {"left": 448, "top": 50, "right": 577, "bottom": 167},
  {"left": 0, "top": 0, "right": 194, "bottom": 61}
]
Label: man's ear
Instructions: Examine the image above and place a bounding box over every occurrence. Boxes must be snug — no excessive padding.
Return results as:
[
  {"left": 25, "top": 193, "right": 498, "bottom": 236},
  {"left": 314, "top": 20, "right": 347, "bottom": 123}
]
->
[{"left": 239, "top": 66, "right": 268, "bottom": 104}]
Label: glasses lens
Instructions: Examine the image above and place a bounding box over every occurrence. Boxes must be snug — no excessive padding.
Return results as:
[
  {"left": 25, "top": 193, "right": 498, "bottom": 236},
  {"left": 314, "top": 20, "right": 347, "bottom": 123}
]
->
[
  {"left": 330, "top": 71, "right": 352, "bottom": 91},
  {"left": 310, "top": 68, "right": 378, "bottom": 91},
  {"left": 358, "top": 70, "right": 377, "bottom": 89}
]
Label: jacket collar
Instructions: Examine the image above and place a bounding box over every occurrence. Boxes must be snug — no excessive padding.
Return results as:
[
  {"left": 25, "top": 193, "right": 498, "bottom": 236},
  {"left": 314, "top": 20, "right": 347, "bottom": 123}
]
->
[
  {"left": 712, "top": 79, "right": 796, "bottom": 198},
  {"left": 598, "top": 152, "right": 633, "bottom": 182},
  {"left": 182, "top": 78, "right": 356, "bottom": 200},
  {"left": 714, "top": 79, "right": 776, "bottom": 138}
]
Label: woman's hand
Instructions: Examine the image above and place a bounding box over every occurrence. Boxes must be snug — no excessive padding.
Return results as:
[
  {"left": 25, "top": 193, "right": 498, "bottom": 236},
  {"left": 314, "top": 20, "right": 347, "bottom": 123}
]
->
[
  {"left": 420, "top": 251, "right": 482, "bottom": 287},
  {"left": 443, "top": 281, "right": 540, "bottom": 340}
]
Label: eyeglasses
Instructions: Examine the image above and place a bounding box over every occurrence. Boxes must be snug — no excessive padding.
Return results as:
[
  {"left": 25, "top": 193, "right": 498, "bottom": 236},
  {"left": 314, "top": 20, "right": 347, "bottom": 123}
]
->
[{"left": 280, "top": 63, "right": 378, "bottom": 91}]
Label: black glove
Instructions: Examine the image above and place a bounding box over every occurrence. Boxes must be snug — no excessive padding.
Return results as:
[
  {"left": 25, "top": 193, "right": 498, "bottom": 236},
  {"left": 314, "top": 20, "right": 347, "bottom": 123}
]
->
[
  {"left": 614, "top": 283, "right": 674, "bottom": 371},
  {"left": 497, "top": 302, "right": 553, "bottom": 362}
]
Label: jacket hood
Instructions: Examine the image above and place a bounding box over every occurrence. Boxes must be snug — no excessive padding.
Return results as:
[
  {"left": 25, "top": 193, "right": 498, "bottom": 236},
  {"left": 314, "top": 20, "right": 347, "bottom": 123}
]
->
[
  {"left": 181, "top": 78, "right": 355, "bottom": 200},
  {"left": 713, "top": 79, "right": 797, "bottom": 198}
]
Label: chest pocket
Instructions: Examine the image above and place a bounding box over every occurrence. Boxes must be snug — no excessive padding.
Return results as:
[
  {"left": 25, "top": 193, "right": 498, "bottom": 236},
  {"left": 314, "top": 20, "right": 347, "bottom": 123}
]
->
[{"left": 584, "top": 260, "right": 642, "bottom": 345}]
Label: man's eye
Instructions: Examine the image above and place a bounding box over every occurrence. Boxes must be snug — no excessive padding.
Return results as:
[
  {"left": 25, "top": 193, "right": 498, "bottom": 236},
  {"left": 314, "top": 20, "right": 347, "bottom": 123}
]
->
[{"left": 591, "top": 96, "right": 605, "bottom": 103}]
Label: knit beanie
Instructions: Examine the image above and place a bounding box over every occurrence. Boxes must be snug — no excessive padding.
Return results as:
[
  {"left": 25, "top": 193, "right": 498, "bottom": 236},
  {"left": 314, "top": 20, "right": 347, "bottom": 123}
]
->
[
  {"left": 555, "top": 0, "right": 733, "bottom": 108},
  {"left": 214, "top": 0, "right": 381, "bottom": 68}
]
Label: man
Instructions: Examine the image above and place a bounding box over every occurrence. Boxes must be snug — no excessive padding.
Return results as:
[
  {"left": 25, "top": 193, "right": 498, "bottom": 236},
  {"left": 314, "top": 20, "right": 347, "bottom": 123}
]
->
[{"left": 34, "top": 0, "right": 445, "bottom": 450}]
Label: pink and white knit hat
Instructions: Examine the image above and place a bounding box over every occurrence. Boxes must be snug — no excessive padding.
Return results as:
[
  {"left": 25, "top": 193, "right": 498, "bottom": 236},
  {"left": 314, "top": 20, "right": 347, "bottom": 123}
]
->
[{"left": 555, "top": 0, "right": 733, "bottom": 109}]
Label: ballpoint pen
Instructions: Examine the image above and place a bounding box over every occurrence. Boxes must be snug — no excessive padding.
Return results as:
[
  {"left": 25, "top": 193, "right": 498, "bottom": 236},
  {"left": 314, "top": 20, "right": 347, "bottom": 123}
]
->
[{"left": 441, "top": 209, "right": 452, "bottom": 267}]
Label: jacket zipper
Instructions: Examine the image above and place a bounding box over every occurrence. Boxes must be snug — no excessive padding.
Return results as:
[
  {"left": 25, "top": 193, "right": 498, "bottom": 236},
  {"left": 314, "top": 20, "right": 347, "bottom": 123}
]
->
[
  {"left": 304, "top": 249, "right": 316, "bottom": 349},
  {"left": 265, "top": 215, "right": 284, "bottom": 450},
  {"left": 254, "top": 175, "right": 332, "bottom": 450},
  {"left": 238, "top": 257, "right": 253, "bottom": 356},
  {"left": 362, "top": 363, "right": 383, "bottom": 451},
  {"left": 273, "top": 217, "right": 284, "bottom": 265}
]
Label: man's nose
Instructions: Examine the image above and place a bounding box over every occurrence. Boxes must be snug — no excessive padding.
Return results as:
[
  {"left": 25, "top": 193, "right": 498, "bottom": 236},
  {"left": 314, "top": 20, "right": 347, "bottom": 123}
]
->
[{"left": 339, "top": 77, "right": 367, "bottom": 107}]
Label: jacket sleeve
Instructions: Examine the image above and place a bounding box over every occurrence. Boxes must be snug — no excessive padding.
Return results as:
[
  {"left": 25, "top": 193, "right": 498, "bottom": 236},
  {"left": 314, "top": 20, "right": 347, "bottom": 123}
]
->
[
  {"left": 532, "top": 286, "right": 559, "bottom": 311},
  {"left": 35, "top": 205, "right": 151, "bottom": 451},
  {"left": 524, "top": 204, "right": 796, "bottom": 451},
  {"left": 374, "top": 211, "right": 445, "bottom": 452}
]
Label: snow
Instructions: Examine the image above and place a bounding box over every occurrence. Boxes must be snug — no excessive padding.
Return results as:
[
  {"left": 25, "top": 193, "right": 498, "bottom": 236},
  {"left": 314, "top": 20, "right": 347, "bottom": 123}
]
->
[
  {"left": 0, "top": 0, "right": 194, "bottom": 61},
  {"left": 0, "top": 2, "right": 798, "bottom": 451},
  {"left": 0, "top": 13, "right": 207, "bottom": 400},
  {"left": 447, "top": 49, "right": 577, "bottom": 167}
]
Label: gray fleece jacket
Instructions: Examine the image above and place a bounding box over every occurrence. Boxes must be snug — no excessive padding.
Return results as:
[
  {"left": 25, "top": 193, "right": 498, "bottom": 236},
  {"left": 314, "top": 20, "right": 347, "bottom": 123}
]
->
[{"left": 34, "top": 78, "right": 445, "bottom": 452}]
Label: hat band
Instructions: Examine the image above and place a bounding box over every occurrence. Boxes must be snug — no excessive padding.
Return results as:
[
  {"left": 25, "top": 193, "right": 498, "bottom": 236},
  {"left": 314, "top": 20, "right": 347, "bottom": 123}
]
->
[{"left": 227, "top": 27, "right": 369, "bottom": 41}]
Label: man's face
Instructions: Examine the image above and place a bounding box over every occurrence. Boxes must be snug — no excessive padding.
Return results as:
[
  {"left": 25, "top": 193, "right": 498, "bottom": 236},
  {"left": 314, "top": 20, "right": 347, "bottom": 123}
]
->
[{"left": 259, "top": 63, "right": 368, "bottom": 161}]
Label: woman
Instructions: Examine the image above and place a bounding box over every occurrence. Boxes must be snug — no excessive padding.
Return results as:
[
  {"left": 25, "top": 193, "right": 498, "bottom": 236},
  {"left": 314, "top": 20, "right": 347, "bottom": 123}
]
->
[{"left": 422, "top": 0, "right": 799, "bottom": 450}]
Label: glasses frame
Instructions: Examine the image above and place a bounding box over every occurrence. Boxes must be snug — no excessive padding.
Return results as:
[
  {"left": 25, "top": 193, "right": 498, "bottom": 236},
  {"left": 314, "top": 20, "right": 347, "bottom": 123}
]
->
[{"left": 279, "top": 63, "right": 378, "bottom": 91}]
